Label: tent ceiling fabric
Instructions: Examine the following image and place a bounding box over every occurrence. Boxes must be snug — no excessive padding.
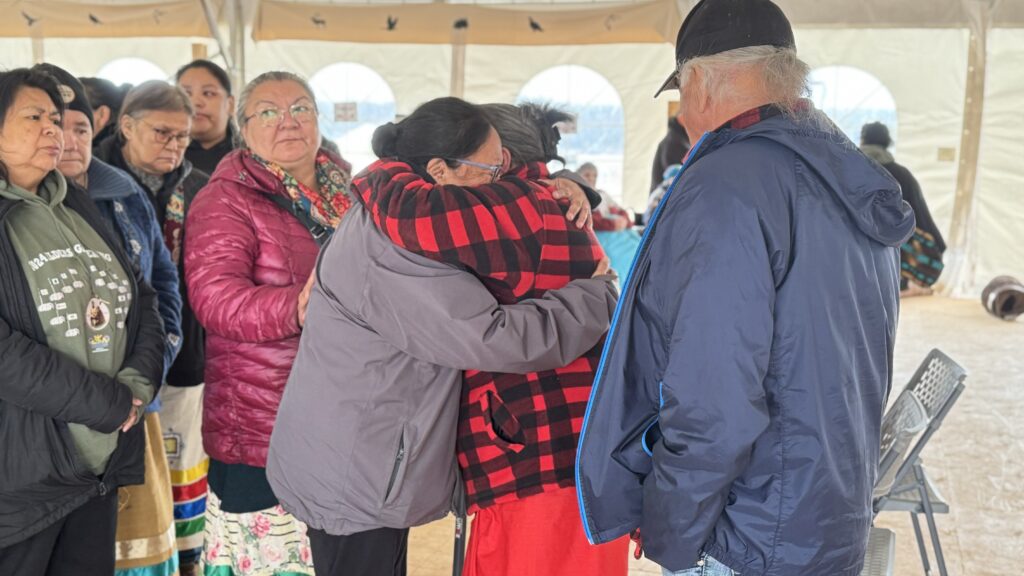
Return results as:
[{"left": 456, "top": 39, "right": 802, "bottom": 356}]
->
[
  {"left": 772, "top": 0, "right": 1023, "bottom": 28},
  {"left": 0, "top": 1, "right": 211, "bottom": 38},
  {"left": 253, "top": 0, "right": 683, "bottom": 45}
]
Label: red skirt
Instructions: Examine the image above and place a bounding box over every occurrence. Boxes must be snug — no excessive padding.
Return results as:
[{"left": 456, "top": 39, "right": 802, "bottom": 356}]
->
[{"left": 464, "top": 486, "right": 629, "bottom": 576}]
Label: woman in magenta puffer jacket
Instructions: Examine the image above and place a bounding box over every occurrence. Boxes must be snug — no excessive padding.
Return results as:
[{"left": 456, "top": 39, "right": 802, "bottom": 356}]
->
[{"left": 184, "top": 71, "right": 351, "bottom": 576}]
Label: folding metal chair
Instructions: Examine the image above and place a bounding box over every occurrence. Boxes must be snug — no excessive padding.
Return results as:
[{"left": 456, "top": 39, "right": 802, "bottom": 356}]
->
[{"left": 873, "top": 349, "right": 967, "bottom": 576}]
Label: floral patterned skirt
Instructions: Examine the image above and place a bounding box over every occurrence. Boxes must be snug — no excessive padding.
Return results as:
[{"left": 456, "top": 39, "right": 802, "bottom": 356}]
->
[{"left": 201, "top": 490, "right": 314, "bottom": 576}]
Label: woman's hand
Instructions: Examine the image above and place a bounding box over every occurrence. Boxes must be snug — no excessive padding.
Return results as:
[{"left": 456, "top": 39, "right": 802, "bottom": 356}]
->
[
  {"left": 542, "top": 178, "right": 592, "bottom": 230},
  {"left": 121, "top": 398, "right": 144, "bottom": 432},
  {"left": 297, "top": 271, "right": 317, "bottom": 327}
]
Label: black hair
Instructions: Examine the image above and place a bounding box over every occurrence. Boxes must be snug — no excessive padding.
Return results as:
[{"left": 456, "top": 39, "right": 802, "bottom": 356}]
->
[
  {"left": 0, "top": 68, "right": 66, "bottom": 185},
  {"left": 480, "top": 102, "right": 573, "bottom": 166},
  {"left": 371, "top": 97, "right": 491, "bottom": 175},
  {"left": 79, "top": 76, "right": 129, "bottom": 115},
  {"left": 175, "top": 59, "right": 232, "bottom": 95},
  {"left": 861, "top": 121, "right": 892, "bottom": 149}
]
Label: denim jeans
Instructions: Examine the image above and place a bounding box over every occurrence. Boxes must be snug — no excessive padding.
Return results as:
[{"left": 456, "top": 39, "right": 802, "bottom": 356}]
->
[{"left": 662, "top": 553, "right": 737, "bottom": 576}]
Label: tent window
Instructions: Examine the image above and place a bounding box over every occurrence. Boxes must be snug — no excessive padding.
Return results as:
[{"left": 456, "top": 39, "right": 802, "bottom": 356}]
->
[
  {"left": 517, "top": 65, "right": 625, "bottom": 201},
  {"left": 309, "top": 62, "right": 397, "bottom": 174},
  {"left": 97, "top": 58, "right": 167, "bottom": 85},
  {"left": 808, "top": 65, "right": 898, "bottom": 146}
]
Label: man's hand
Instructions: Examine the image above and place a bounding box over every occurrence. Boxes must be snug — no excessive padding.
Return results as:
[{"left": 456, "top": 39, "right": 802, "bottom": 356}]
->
[
  {"left": 592, "top": 257, "right": 612, "bottom": 278},
  {"left": 298, "top": 271, "right": 317, "bottom": 327},
  {"left": 543, "top": 178, "right": 593, "bottom": 230},
  {"left": 121, "top": 398, "right": 144, "bottom": 432}
]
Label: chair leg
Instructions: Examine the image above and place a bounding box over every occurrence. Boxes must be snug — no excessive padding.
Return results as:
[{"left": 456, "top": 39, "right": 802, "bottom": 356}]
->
[
  {"left": 915, "top": 463, "right": 949, "bottom": 576},
  {"left": 910, "top": 512, "right": 933, "bottom": 576}
]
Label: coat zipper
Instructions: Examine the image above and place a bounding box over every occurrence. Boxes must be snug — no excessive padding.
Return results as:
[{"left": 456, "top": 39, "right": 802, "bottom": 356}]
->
[{"left": 384, "top": 435, "right": 406, "bottom": 503}]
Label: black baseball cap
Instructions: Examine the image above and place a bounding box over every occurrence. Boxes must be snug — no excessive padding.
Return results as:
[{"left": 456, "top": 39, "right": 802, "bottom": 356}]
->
[{"left": 655, "top": 0, "right": 796, "bottom": 97}]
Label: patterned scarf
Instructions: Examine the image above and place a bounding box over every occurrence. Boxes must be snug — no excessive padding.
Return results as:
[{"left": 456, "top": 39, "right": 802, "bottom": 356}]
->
[
  {"left": 250, "top": 151, "right": 351, "bottom": 230},
  {"left": 128, "top": 164, "right": 186, "bottom": 264}
]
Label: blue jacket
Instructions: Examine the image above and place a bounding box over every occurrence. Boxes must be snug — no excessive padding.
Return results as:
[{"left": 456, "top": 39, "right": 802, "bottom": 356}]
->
[
  {"left": 575, "top": 110, "right": 914, "bottom": 576},
  {"left": 87, "top": 159, "right": 182, "bottom": 383}
]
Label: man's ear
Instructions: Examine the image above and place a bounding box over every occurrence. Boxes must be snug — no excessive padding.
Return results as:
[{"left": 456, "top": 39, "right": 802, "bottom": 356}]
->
[{"left": 94, "top": 105, "right": 111, "bottom": 131}]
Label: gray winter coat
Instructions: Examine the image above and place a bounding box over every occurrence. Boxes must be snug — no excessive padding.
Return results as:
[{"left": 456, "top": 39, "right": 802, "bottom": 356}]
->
[{"left": 267, "top": 202, "right": 617, "bottom": 535}]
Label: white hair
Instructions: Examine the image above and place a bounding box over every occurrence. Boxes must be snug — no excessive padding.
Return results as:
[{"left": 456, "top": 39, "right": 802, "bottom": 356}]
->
[{"left": 678, "top": 46, "right": 810, "bottom": 113}]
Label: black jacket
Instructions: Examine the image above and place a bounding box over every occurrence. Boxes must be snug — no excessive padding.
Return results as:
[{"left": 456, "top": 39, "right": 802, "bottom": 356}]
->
[
  {"left": 95, "top": 136, "right": 210, "bottom": 388},
  {"left": 0, "top": 181, "right": 165, "bottom": 547},
  {"left": 650, "top": 116, "right": 690, "bottom": 192}
]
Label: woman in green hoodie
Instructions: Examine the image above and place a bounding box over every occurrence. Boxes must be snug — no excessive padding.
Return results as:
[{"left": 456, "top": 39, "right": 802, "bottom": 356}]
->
[{"left": 0, "top": 67, "right": 166, "bottom": 575}]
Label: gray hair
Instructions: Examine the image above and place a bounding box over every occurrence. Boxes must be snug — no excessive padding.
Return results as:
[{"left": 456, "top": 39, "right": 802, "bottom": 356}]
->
[
  {"left": 236, "top": 71, "right": 316, "bottom": 128},
  {"left": 678, "top": 46, "right": 810, "bottom": 113},
  {"left": 119, "top": 80, "right": 193, "bottom": 122},
  {"left": 480, "top": 102, "right": 573, "bottom": 165}
]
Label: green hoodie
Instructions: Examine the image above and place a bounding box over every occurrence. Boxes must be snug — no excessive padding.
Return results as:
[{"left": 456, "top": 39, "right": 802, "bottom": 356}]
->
[{"left": 0, "top": 172, "right": 154, "bottom": 475}]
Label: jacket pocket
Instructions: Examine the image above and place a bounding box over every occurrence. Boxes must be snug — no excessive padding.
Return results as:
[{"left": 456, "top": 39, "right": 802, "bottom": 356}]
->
[
  {"left": 480, "top": 391, "right": 526, "bottom": 453},
  {"left": 383, "top": 424, "right": 409, "bottom": 507},
  {"left": 611, "top": 413, "right": 660, "bottom": 476}
]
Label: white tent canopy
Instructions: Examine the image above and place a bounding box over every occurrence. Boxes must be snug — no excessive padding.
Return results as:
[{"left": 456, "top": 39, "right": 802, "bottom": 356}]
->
[{"left": 0, "top": 0, "right": 1021, "bottom": 297}]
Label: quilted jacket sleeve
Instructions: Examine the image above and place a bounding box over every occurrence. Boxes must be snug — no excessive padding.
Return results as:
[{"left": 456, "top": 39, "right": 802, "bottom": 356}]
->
[{"left": 185, "top": 182, "right": 303, "bottom": 344}]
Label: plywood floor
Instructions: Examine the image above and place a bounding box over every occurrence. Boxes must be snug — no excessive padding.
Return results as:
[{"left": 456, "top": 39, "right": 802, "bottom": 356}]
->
[{"left": 406, "top": 296, "right": 1023, "bottom": 576}]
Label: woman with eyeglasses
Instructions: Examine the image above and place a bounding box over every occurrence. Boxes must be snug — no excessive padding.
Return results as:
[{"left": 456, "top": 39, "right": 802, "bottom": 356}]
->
[
  {"left": 183, "top": 71, "right": 352, "bottom": 576},
  {"left": 93, "top": 80, "right": 211, "bottom": 576}
]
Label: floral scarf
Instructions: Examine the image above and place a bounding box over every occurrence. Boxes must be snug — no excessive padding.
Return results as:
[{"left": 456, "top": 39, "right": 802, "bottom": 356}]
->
[{"left": 251, "top": 151, "right": 351, "bottom": 230}]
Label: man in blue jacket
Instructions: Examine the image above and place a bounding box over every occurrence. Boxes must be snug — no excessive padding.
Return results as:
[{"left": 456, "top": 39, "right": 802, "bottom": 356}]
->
[{"left": 575, "top": 1, "right": 915, "bottom": 575}]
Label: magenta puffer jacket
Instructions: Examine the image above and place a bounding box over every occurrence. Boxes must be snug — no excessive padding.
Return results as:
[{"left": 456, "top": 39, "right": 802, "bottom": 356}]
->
[{"left": 185, "top": 149, "right": 350, "bottom": 467}]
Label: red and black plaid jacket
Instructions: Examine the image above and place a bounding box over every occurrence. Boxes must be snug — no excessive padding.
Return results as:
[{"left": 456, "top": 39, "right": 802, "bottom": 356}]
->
[{"left": 353, "top": 159, "right": 606, "bottom": 512}]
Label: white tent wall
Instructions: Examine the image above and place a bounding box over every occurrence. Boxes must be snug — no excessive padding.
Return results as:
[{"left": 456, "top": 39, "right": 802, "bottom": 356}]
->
[
  {"left": 974, "top": 28, "right": 1024, "bottom": 293},
  {"left": 795, "top": 28, "right": 970, "bottom": 253},
  {"left": 244, "top": 39, "right": 453, "bottom": 118},
  {"left": 0, "top": 39, "right": 32, "bottom": 69}
]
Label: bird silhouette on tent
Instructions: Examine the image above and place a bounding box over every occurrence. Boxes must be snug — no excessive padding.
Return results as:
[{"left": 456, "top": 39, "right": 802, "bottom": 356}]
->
[
  {"left": 529, "top": 17, "right": 544, "bottom": 32},
  {"left": 89, "top": 13, "right": 103, "bottom": 25},
  {"left": 22, "top": 11, "right": 38, "bottom": 26},
  {"left": 312, "top": 14, "right": 327, "bottom": 28},
  {"left": 387, "top": 15, "right": 398, "bottom": 31},
  {"left": 454, "top": 18, "right": 469, "bottom": 29}
]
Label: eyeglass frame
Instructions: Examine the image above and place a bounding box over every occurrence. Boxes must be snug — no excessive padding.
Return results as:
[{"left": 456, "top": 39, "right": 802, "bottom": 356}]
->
[
  {"left": 450, "top": 158, "right": 503, "bottom": 182},
  {"left": 242, "top": 102, "right": 318, "bottom": 128},
  {"left": 137, "top": 118, "right": 191, "bottom": 148}
]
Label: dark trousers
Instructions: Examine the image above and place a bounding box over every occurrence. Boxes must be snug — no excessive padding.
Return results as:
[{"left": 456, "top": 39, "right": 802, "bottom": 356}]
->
[
  {"left": 308, "top": 526, "right": 409, "bottom": 576},
  {"left": 0, "top": 489, "right": 118, "bottom": 576}
]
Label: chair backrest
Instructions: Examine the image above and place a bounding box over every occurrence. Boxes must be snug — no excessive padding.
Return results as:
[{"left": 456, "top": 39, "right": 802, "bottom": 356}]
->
[
  {"left": 906, "top": 349, "right": 968, "bottom": 420},
  {"left": 873, "top": 349, "right": 967, "bottom": 507},
  {"left": 874, "top": 389, "right": 928, "bottom": 496}
]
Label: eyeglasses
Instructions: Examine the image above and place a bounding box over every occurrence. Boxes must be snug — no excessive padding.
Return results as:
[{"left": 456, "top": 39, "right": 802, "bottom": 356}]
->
[
  {"left": 139, "top": 119, "right": 190, "bottom": 148},
  {"left": 452, "top": 158, "right": 503, "bottom": 183},
  {"left": 244, "top": 103, "right": 317, "bottom": 128}
]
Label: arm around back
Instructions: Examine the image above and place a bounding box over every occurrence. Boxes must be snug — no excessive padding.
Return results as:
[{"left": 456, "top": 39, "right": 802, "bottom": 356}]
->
[{"left": 355, "top": 247, "right": 617, "bottom": 373}]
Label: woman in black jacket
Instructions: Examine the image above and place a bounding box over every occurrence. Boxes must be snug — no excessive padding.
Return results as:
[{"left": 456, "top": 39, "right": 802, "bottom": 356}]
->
[{"left": 0, "top": 68, "right": 165, "bottom": 575}]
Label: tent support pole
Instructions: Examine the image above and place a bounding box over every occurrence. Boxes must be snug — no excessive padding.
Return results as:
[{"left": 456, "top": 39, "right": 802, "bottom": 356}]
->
[
  {"left": 942, "top": 0, "right": 993, "bottom": 296},
  {"left": 450, "top": 28, "right": 466, "bottom": 98}
]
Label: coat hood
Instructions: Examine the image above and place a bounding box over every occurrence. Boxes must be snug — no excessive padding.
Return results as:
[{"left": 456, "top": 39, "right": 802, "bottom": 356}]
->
[{"left": 701, "top": 110, "right": 915, "bottom": 248}]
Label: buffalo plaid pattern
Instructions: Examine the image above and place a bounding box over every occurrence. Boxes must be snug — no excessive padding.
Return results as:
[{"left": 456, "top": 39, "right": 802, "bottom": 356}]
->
[{"left": 354, "top": 159, "right": 606, "bottom": 512}]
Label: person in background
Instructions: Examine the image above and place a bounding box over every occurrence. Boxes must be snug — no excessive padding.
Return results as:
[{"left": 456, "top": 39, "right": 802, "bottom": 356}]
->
[
  {"left": 176, "top": 59, "right": 237, "bottom": 177},
  {"left": 93, "top": 80, "right": 210, "bottom": 576},
  {"left": 860, "top": 121, "right": 946, "bottom": 295},
  {"left": 644, "top": 163, "right": 683, "bottom": 224},
  {"left": 650, "top": 112, "right": 690, "bottom": 193},
  {"left": 576, "top": 0, "right": 914, "bottom": 574},
  {"left": 0, "top": 66, "right": 164, "bottom": 576},
  {"left": 577, "top": 161, "right": 641, "bottom": 276},
  {"left": 80, "top": 76, "right": 128, "bottom": 150},
  {"left": 40, "top": 62, "right": 184, "bottom": 576},
  {"left": 186, "top": 70, "right": 353, "bottom": 576}
]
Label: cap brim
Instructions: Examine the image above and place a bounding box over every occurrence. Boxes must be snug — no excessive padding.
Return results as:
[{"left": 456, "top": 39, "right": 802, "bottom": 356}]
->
[{"left": 654, "top": 69, "right": 679, "bottom": 98}]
